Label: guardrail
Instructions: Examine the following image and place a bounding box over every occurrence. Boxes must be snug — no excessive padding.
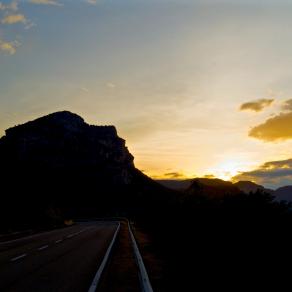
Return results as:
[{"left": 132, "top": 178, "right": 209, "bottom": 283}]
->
[
  {"left": 88, "top": 222, "right": 120, "bottom": 292},
  {"left": 128, "top": 221, "right": 154, "bottom": 292}
]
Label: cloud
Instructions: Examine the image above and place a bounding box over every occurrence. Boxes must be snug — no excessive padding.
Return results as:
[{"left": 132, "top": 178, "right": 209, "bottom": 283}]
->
[
  {"left": 281, "top": 99, "right": 292, "bottom": 111},
  {"left": 249, "top": 112, "right": 292, "bottom": 141},
  {"left": 203, "top": 174, "right": 216, "bottom": 179},
  {"left": 0, "top": 39, "right": 20, "bottom": 55},
  {"left": 240, "top": 99, "right": 274, "bottom": 112},
  {"left": 29, "top": 0, "right": 62, "bottom": 6},
  {"left": 233, "top": 158, "right": 292, "bottom": 188},
  {"left": 80, "top": 87, "right": 90, "bottom": 93},
  {"left": 106, "top": 82, "right": 116, "bottom": 89},
  {"left": 0, "top": 1, "right": 18, "bottom": 11},
  {"left": 164, "top": 172, "right": 185, "bottom": 179},
  {"left": 86, "top": 0, "right": 98, "bottom": 4},
  {"left": 1, "top": 14, "right": 25, "bottom": 24}
]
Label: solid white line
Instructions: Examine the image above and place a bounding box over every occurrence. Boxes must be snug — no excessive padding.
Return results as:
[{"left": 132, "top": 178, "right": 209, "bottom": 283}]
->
[
  {"left": 38, "top": 245, "right": 49, "bottom": 251},
  {"left": 88, "top": 223, "right": 120, "bottom": 292},
  {"left": 55, "top": 239, "right": 63, "bottom": 244},
  {"left": 10, "top": 253, "right": 27, "bottom": 262},
  {"left": 128, "top": 221, "right": 153, "bottom": 292}
]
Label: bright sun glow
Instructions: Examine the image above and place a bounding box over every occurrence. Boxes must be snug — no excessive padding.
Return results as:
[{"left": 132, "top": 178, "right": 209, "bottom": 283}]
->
[{"left": 209, "top": 159, "right": 249, "bottom": 181}]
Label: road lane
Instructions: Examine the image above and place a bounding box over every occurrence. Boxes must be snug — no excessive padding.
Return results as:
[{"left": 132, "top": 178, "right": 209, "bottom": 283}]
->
[
  {"left": 0, "top": 222, "right": 118, "bottom": 292},
  {"left": 0, "top": 224, "right": 92, "bottom": 266}
]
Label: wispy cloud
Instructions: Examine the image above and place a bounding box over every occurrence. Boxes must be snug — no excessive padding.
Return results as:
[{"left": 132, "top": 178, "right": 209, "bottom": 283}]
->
[
  {"left": 281, "top": 99, "right": 292, "bottom": 111},
  {"left": 106, "top": 82, "right": 116, "bottom": 89},
  {"left": 0, "top": 1, "right": 18, "bottom": 11},
  {"left": 86, "top": 0, "right": 98, "bottom": 5},
  {"left": 0, "top": 38, "right": 20, "bottom": 55},
  {"left": 80, "top": 87, "right": 90, "bottom": 93},
  {"left": 240, "top": 98, "right": 274, "bottom": 112},
  {"left": 1, "top": 13, "right": 26, "bottom": 24},
  {"left": 164, "top": 172, "right": 185, "bottom": 179},
  {"left": 29, "top": 0, "right": 62, "bottom": 6}
]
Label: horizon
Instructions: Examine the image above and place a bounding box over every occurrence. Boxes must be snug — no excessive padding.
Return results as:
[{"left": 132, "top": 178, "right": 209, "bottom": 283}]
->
[
  {"left": 1, "top": 108, "right": 291, "bottom": 190},
  {"left": 1, "top": 0, "right": 292, "bottom": 188}
]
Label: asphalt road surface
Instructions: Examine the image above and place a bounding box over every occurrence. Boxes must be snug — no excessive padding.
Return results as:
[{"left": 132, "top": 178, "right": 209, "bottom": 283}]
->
[{"left": 0, "top": 222, "right": 118, "bottom": 292}]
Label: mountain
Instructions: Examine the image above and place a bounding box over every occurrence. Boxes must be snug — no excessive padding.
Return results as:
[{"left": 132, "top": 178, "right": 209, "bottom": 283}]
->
[
  {"left": 156, "top": 179, "right": 193, "bottom": 190},
  {"left": 0, "top": 111, "right": 172, "bottom": 231},
  {"left": 1, "top": 111, "right": 135, "bottom": 183},
  {"left": 157, "top": 178, "right": 276, "bottom": 197},
  {"left": 274, "top": 186, "right": 292, "bottom": 202},
  {"left": 234, "top": 181, "right": 274, "bottom": 195},
  {"left": 185, "top": 178, "right": 242, "bottom": 198}
]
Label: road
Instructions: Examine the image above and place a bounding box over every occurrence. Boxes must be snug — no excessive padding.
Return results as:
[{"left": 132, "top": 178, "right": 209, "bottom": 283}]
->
[{"left": 0, "top": 222, "right": 118, "bottom": 292}]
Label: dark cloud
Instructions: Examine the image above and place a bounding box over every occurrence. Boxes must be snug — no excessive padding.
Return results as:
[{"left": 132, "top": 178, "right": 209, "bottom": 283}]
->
[
  {"left": 239, "top": 99, "right": 274, "bottom": 112},
  {"left": 164, "top": 172, "right": 185, "bottom": 179},
  {"left": 233, "top": 158, "right": 292, "bottom": 188},
  {"left": 203, "top": 174, "right": 216, "bottom": 179},
  {"left": 249, "top": 112, "right": 292, "bottom": 141}
]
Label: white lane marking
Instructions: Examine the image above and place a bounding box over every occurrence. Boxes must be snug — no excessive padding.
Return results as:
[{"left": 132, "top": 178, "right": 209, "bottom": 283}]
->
[
  {"left": 55, "top": 239, "right": 63, "bottom": 244},
  {"left": 88, "top": 223, "right": 120, "bottom": 292},
  {"left": 128, "top": 221, "right": 154, "bottom": 292},
  {"left": 0, "top": 225, "right": 77, "bottom": 245},
  {"left": 38, "top": 245, "right": 49, "bottom": 251},
  {"left": 10, "top": 253, "right": 27, "bottom": 262},
  {"left": 66, "top": 230, "right": 85, "bottom": 238}
]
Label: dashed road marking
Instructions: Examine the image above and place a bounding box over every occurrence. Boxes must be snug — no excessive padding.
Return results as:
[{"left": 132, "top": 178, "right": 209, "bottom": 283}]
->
[
  {"left": 55, "top": 239, "right": 63, "bottom": 244},
  {"left": 38, "top": 245, "right": 49, "bottom": 251},
  {"left": 10, "top": 254, "right": 27, "bottom": 262}
]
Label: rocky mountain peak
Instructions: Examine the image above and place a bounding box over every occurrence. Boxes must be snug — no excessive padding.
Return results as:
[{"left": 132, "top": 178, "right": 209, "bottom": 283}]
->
[{"left": 0, "top": 111, "right": 134, "bottom": 184}]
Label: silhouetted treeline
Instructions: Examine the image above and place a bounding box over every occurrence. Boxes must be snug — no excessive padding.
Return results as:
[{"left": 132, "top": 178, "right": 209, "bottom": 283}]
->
[{"left": 135, "top": 188, "right": 292, "bottom": 291}]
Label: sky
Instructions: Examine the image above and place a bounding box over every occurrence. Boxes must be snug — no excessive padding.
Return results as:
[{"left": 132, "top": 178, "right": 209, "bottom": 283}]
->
[{"left": 1, "top": 0, "right": 292, "bottom": 188}]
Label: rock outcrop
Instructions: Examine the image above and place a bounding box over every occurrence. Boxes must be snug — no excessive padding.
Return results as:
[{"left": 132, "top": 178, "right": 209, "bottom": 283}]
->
[{"left": 0, "top": 111, "right": 135, "bottom": 185}]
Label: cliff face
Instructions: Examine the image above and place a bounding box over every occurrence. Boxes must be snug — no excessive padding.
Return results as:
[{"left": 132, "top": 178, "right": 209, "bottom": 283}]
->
[{"left": 0, "top": 111, "right": 135, "bottom": 185}]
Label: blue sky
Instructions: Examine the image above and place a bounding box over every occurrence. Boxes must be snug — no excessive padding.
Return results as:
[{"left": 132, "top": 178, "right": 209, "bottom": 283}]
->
[{"left": 2, "top": 0, "right": 292, "bottom": 187}]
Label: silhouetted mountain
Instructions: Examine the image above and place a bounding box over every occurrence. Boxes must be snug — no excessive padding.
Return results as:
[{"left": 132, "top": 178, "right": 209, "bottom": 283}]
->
[
  {"left": 234, "top": 180, "right": 274, "bottom": 195},
  {"left": 0, "top": 111, "right": 173, "bottom": 231},
  {"left": 1, "top": 111, "right": 135, "bottom": 183},
  {"left": 274, "top": 186, "right": 292, "bottom": 202},
  {"left": 156, "top": 179, "right": 192, "bottom": 190},
  {"left": 186, "top": 178, "right": 241, "bottom": 198}
]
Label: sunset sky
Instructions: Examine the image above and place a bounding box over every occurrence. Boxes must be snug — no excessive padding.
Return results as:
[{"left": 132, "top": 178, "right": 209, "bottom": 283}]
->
[{"left": 1, "top": 0, "right": 292, "bottom": 188}]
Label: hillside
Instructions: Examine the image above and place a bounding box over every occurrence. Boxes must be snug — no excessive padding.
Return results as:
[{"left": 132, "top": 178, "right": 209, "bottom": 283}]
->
[
  {"left": 185, "top": 178, "right": 242, "bottom": 198},
  {"left": 234, "top": 180, "right": 274, "bottom": 195}
]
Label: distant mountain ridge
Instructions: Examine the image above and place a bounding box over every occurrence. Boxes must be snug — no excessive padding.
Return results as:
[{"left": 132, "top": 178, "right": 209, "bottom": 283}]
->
[
  {"left": 186, "top": 178, "right": 241, "bottom": 198},
  {"left": 274, "top": 186, "right": 292, "bottom": 202},
  {"left": 157, "top": 178, "right": 292, "bottom": 201},
  {"left": 233, "top": 181, "right": 274, "bottom": 195}
]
